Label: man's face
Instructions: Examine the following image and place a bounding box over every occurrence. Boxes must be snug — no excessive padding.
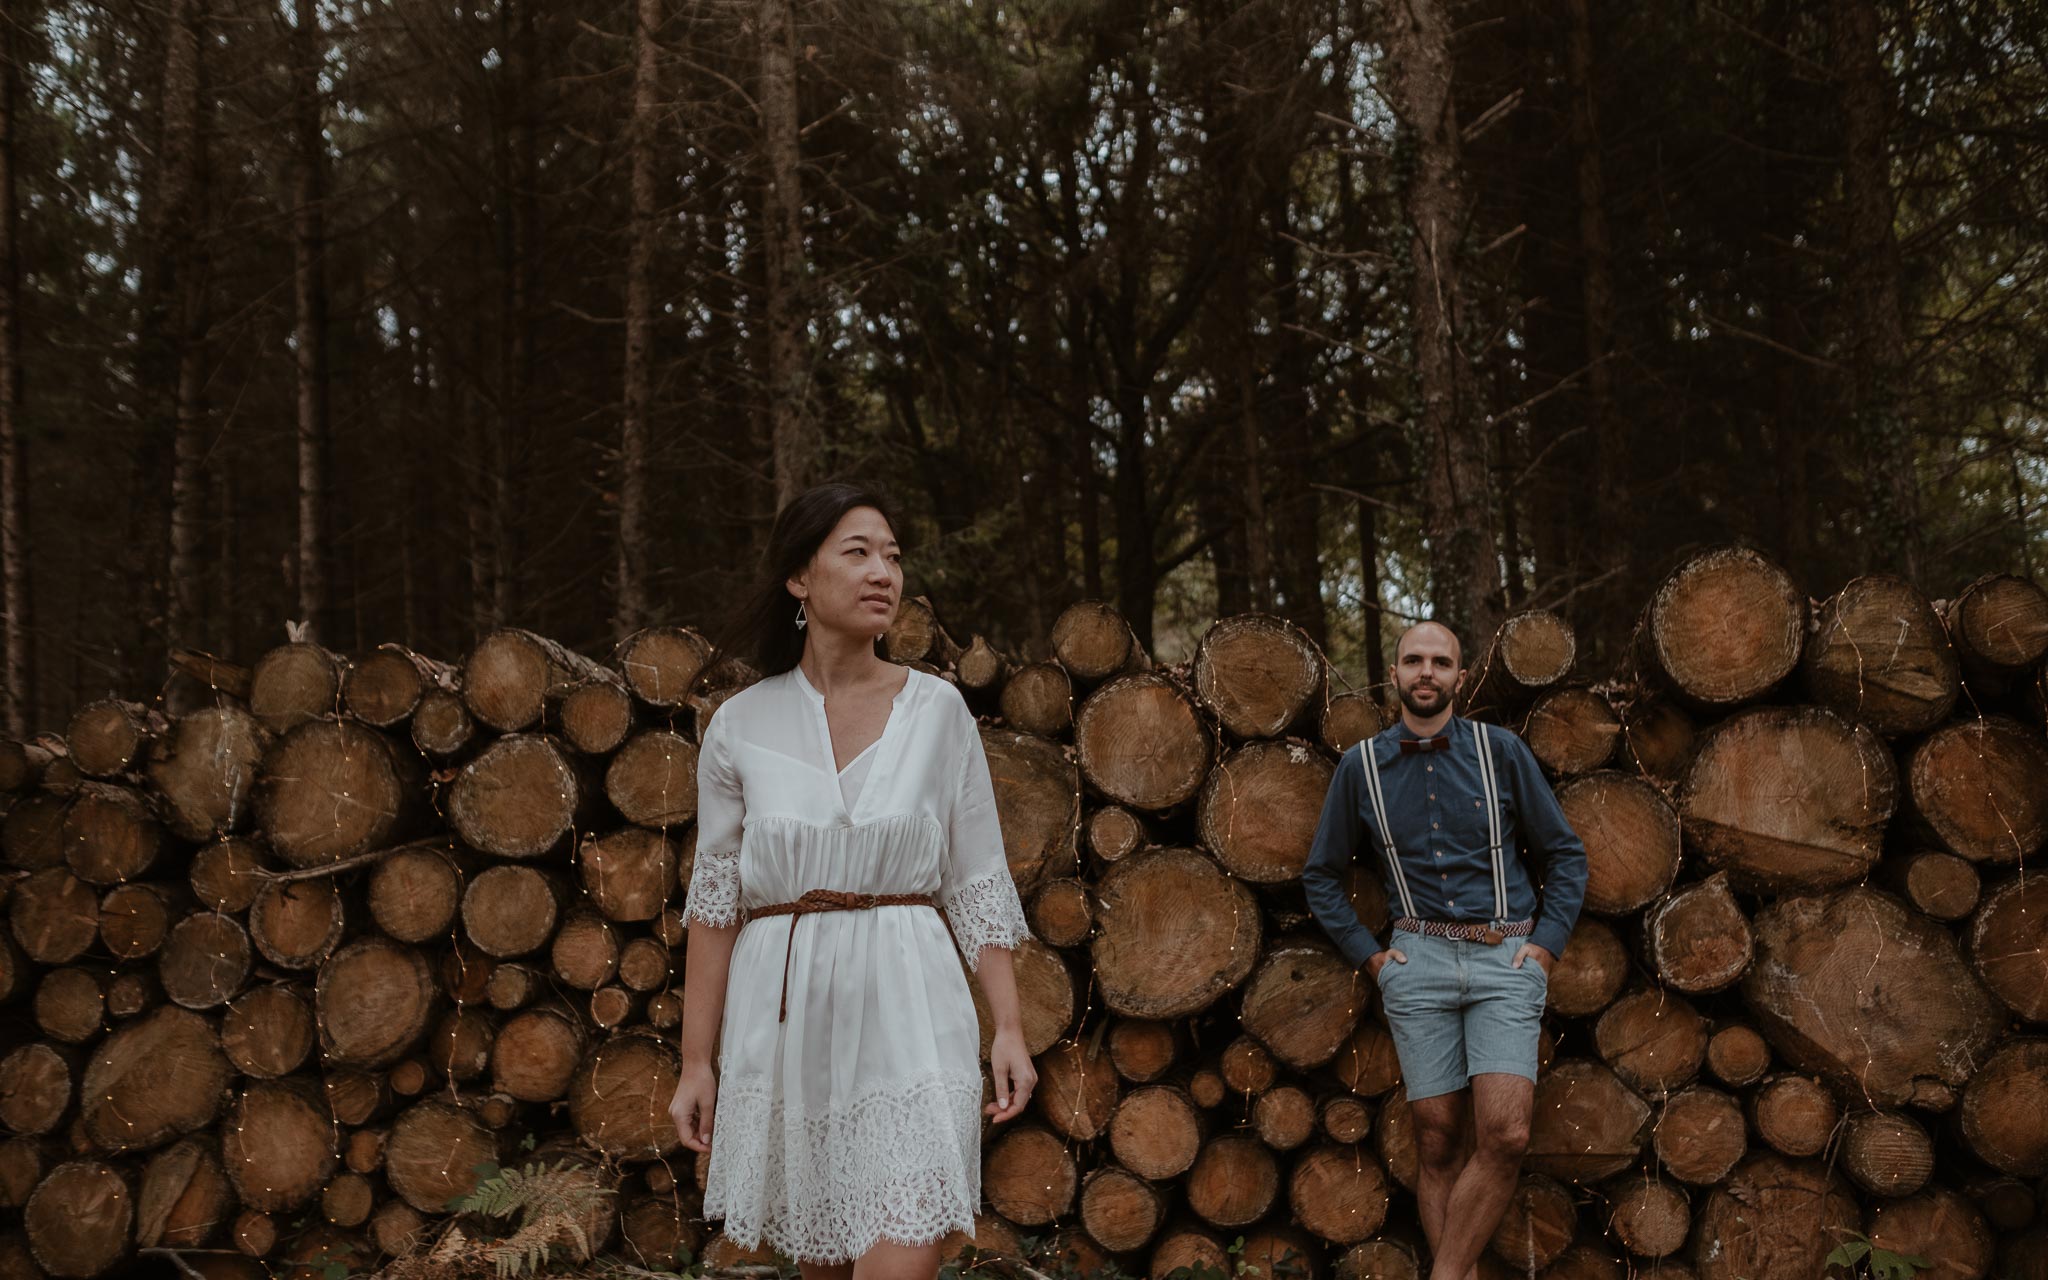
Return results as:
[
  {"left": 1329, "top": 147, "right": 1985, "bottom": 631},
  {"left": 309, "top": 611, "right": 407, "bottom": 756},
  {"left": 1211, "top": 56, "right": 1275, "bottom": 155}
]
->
[{"left": 1395, "top": 624, "right": 1464, "bottom": 718}]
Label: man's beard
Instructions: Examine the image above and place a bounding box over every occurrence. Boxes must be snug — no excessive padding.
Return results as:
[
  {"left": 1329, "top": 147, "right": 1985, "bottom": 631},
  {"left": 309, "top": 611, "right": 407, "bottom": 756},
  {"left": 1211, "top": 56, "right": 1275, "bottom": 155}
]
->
[{"left": 1397, "top": 681, "right": 1453, "bottom": 717}]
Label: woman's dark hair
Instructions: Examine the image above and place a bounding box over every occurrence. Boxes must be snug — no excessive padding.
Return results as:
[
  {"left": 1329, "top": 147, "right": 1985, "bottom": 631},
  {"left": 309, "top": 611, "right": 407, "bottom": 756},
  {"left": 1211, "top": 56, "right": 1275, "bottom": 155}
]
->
[{"left": 694, "top": 481, "right": 904, "bottom": 692}]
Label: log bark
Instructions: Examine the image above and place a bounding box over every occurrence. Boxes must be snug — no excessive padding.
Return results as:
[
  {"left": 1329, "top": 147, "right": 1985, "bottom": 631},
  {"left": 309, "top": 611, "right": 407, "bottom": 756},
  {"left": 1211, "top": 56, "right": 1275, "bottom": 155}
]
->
[
  {"left": 1905, "top": 714, "right": 2048, "bottom": 865},
  {"left": 248, "top": 644, "right": 346, "bottom": 736},
  {"left": 1639, "top": 548, "right": 1805, "bottom": 707},
  {"left": 24, "top": 1160, "right": 131, "bottom": 1278},
  {"left": 1678, "top": 706, "right": 1896, "bottom": 892},
  {"left": 577, "top": 828, "right": 675, "bottom": 923},
  {"left": 1184, "top": 1134, "right": 1279, "bottom": 1229},
  {"left": 316, "top": 937, "right": 438, "bottom": 1068},
  {"left": 1958, "top": 1038, "right": 2048, "bottom": 1176},
  {"left": 999, "top": 662, "right": 1074, "bottom": 739},
  {"left": 1078, "top": 1165, "right": 1163, "bottom": 1253},
  {"left": 61, "top": 784, "right": 162, "bottom": 886},
  {"left": 1644, "top": 873, "right": 1751, "bottom": 994},
  {"left": 1967, "top": 873, "right": 2048, "bottom": 1020},
  {"left": 1524, "top": 1060, "right": 1651, "bottom": 1184},
  {"left": 1880, "top": 849, "right": 1980, "bottom": 922},
  {"left": 1192, "top": 614, "right": 1325, "bottom": 740},
  {"left": 1803, "top": 576, "right": 1959, "bottom": 734},
  {"left": 255, "top": 721, "right": 416, "bottom": 868},
  {"left": 1238, "top": 940, "right": 1365, "bottom": 1069},
  {"left": 1288, "top": 1146, "right": 1388, "bottom": 1245},
  {"left": 248, "top": 877, "right": 345, "bottom": 972},
  {"left": 615, "top": 627, "right": 712, "bottom": 708},
  {"left": 221, "top": 1081, "right": 337, "bottom": 1212},
  {"left": 1744, "top": 888, "right": 2002, "bottom": 1108},
  {"left": 1523, "top": 687, "right": 1620, "bottom": 776},
  {"left": 1545, "top": 918, "right": 1629, "bottom": 1018},
  {"left": 1489, "top": 1173, "right": 1575, "bottom": 1270},
  {"left": 1841, "top": 1109, "right": 1933, "bottom": 1198},
  {"left": 984, "top": 1126, "right": 1077, "bottom": 1225},
  {"left": 383, "top": 1098, "right": 493, "bottom": 1212},
  {"left": 568, "top": 1031, "right": 679, "bottom": 1160},
  {"left": 1091, "top": 847, "right": 1260, "bottom": 1019},
  {"left": 1198, "top": 741, "right": 1334, "bottom": 883},
  {"left": 135, "top": 1137, "right": 230, "bottom": 1249},
  {"left": 449, "top": 734, "right": 583, "bottom": 858},
  {"left": 158, "top": 913, "right": 252, "bottom": 1009},
  {"left": 1074, "top": 674, "right": 1213, "bottom": 812},
  {"left": 605, "top": 730, "right": 695, "bottom": 828},
  {"left": 1320, "top": 693, "right": 1384, "bottom": 755},
  {"left": 221, "top": 985, "right": 315, "bottom": 1079},
  {"left": 1690, "top": 1155, "right": 1857, "bottom": 1280},
  {"left": 461, "top": 629, "right": 610, "bottom": 732},
  {"left": 1559, "top": 771, "right": 1680, "bottom": 916},
  {"left": 1748, "top": 1075, "right": 1837, "bottom": 1159},
  {"left": 1652, "top": 1086, "right": 1746, "bottom": 1186}
]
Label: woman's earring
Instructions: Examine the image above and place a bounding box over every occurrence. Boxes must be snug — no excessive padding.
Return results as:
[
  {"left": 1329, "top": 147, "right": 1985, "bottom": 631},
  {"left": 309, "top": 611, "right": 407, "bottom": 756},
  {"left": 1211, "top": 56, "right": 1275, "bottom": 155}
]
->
[{"left": 794, "top": 600, "right": 808, "bottom": 630}]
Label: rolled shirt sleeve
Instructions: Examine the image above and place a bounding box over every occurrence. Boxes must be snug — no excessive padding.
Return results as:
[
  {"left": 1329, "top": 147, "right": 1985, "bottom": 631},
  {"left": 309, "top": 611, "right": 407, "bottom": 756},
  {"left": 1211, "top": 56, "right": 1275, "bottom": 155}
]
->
[
  {"left": 1302, "top": 744, "right": 1385, "bottom": 967},
  {"left": 1504, "top": 733, "right": 1589, "bottom": 959}
]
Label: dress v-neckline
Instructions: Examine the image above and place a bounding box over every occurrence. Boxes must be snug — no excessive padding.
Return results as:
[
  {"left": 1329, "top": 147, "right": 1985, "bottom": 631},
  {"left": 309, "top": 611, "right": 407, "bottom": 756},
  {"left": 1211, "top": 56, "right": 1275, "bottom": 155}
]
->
[{"left": 791, "top": 664, "right": 917, "bottom": 820}]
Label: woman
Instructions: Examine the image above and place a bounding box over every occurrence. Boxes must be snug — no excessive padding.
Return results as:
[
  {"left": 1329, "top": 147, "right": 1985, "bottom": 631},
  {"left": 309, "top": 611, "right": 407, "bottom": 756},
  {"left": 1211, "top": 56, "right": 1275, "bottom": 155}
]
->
[{"left": 667, "top": 482, "right": 1037, "bottom": 1279}]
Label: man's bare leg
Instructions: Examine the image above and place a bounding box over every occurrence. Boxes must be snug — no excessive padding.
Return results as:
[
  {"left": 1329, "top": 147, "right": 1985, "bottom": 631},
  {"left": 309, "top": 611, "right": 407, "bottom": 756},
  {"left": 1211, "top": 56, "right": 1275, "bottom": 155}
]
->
[
  {"left": 1407, "top": 1089, "right": 1476, "bottom": 1271},
  {"left": 1424, "top": 1073, "right": 1534, "bottom": 1280}
]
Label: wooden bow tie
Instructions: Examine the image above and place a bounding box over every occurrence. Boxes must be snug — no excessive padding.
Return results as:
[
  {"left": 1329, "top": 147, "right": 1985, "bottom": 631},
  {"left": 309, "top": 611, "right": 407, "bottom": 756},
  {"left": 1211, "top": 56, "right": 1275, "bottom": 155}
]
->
[{"left": 1399, "top": 735, "right": 1451, "bottom": 754}]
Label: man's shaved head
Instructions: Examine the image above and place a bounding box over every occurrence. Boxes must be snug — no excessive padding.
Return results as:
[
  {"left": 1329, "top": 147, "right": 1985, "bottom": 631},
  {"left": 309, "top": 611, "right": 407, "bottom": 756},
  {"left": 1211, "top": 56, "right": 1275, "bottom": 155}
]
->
[{"left": 1397, "top": 621, "right": 1464, "bottom": 669}]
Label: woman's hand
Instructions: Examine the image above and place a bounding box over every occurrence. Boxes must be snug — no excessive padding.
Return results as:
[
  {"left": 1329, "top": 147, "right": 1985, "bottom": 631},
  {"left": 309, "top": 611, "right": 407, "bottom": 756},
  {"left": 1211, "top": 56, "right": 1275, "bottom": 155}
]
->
[
  {"left": 669, "top": 1061, "right": 718, "bottom": 1153},
  {"left": 985, "top": 1028, "right": 1038, "bottom": 1123}
]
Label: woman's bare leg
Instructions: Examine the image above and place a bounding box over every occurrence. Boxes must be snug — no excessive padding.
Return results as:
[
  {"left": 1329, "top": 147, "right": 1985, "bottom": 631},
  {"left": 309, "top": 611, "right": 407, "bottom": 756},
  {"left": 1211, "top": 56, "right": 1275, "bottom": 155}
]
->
[
  {"left": 851, "top": 1240, "right": 942, "bottom": 1280},
  {"left": 799, "top": 1261, "right": 855, "bottom": 1280}
]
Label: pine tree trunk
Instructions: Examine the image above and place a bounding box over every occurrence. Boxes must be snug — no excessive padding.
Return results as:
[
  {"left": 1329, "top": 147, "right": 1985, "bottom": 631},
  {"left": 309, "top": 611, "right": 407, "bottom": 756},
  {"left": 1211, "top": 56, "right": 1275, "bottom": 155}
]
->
[
  {"left": 615, "top": 0, "right": 660, "bottom": 637},
  {"left": 759, "top": 0, "right": 812, "bottom": 505},
  {"left": 0, "top": 8, "right": 27, "bottom": 740},
  {"left": 291, "top": 0, "right": 330, "bottom": 644}
]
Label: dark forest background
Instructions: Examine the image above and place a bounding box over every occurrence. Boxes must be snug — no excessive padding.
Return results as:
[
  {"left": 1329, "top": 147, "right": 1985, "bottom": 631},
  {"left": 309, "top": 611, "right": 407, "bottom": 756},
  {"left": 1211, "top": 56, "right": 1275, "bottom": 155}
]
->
[{"left": 0, "top": 0, "right": 2044, "bottom": 736}]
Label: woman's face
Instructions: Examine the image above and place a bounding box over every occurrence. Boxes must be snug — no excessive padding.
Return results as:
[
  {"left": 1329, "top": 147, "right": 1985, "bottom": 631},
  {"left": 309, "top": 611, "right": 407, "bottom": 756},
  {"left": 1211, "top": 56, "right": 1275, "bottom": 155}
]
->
[{"left": 789, "top": 505, "right": 902, "bottom": 639}]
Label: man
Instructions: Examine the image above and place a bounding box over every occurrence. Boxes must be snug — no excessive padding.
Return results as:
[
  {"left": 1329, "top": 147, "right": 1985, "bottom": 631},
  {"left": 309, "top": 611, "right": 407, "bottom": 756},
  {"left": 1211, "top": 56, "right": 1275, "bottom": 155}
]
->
[{"left": 1302, "top": 621, "right": 1587, "bottom": 1280}]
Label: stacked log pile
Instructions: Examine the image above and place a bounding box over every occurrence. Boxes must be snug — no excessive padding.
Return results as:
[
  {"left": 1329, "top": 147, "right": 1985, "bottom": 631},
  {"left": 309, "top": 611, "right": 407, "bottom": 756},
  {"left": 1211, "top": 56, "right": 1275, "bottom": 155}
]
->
[{"left": 3, "top": 550, "right": 2048, "bottom": 1280}]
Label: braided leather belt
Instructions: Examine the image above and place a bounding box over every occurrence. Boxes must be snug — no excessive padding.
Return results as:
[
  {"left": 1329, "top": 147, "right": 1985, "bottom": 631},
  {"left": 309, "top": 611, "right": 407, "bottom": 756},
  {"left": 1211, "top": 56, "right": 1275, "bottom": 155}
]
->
[
  {"left": 1393, "top": 917, "right": 1534, "bottom": 945},
  {"left": 748, "top": 889, "right": 949, "bottom": 1022}
]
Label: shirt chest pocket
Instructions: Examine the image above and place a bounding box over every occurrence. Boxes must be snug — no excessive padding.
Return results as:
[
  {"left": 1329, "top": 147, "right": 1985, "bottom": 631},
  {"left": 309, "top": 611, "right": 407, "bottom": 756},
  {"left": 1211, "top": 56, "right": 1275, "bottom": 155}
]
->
[{"left": 1463, "top": 792, "right": 1515, "bottom": 849}]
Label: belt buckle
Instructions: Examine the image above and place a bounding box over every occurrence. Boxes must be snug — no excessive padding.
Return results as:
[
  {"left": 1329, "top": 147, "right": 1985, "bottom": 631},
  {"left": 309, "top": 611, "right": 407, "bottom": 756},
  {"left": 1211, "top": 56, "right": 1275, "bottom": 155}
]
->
[{"left": 1480, "top": 926, "right": 1505, "bottom": 945}]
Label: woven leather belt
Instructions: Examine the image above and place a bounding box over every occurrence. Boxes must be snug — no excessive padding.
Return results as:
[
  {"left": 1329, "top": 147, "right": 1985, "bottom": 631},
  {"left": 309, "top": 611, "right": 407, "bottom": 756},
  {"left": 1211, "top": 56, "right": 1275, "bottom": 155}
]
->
[
  {"left": 1392, "top": 917, "right": 1534, "bottom": 945},
  {"left": 749, "top": 889, "right": 949, "bottom": 1021}
]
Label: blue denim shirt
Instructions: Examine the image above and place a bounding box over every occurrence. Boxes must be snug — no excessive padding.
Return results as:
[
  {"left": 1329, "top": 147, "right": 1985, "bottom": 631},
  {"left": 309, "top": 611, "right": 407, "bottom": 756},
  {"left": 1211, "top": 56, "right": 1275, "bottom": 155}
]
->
[{"left": 1301, "top": 715, "right": 1588, "bottom": 965}]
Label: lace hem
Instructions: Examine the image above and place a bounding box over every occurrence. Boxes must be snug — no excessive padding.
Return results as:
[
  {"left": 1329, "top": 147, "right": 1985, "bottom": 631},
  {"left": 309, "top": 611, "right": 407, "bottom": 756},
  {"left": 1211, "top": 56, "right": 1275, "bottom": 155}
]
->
[
  {"left": 681, "top": 846, "right": 742, "bottom": 927},
  {"left": 703, "top": 1070, "right": 983, "bottom": 1264},
  {"left": 945, "top": 870, "right": 1030, "bottom": 971}
]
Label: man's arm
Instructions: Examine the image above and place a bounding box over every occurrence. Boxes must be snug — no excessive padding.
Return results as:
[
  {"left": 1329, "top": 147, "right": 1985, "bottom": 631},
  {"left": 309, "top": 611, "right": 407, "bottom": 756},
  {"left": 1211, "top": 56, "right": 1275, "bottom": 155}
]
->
[
  {"left": 1508, "top": 734, "right": 1588, "bottom": 960},
  {"left": 1301, "top": 744, "right": 1385, "bottom": 967}
]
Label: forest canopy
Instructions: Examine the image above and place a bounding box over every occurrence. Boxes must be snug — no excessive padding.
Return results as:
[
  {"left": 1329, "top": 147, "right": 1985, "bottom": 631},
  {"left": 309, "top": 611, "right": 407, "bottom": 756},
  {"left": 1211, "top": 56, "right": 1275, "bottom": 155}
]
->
[{"left": 1, "top": 0, "right": 2043, "bottom": 732}]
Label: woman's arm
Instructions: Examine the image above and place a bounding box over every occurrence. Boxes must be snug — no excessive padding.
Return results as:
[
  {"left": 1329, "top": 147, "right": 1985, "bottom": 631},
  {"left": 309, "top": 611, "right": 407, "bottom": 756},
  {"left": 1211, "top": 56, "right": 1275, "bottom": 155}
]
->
[{"left": 972, "top": 945, "right": 1036, "bottom": 1122}]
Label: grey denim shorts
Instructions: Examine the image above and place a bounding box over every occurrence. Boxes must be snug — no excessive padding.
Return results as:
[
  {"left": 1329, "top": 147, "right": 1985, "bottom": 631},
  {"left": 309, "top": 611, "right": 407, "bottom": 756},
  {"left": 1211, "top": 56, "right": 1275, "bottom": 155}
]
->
[{"left": 1374, "top": 927, "right": 1547, "bottom": 1099}]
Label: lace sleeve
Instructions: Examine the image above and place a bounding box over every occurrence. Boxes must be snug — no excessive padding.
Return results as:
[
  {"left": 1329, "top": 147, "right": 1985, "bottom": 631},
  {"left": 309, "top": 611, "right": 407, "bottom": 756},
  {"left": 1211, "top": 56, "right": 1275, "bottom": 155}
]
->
[
  {"left": 681, "top": 845, "right": 743, "bottom": 928},
  {"left": 941, "top": 697, "right": 1030, "bottom": 970},
  {"left": 943, "top": 869, "right": 1030, "bottom": 969}
]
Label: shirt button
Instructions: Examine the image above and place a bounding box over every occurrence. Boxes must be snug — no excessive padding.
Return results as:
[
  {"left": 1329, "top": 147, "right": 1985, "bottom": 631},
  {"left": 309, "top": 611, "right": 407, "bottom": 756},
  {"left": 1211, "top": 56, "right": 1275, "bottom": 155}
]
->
[
  {"left": 1427, "top": 766, "right": 1434, "bottom": 773},
  {"left": 1441, "top": 873, "right": 1448, "bottom": 881},
  {"left": 1432, "top": 822, "right": 1439, "bottom": 829},
  {"left": 1429, "top": 794, "right": 1436, "bottom": 801}
]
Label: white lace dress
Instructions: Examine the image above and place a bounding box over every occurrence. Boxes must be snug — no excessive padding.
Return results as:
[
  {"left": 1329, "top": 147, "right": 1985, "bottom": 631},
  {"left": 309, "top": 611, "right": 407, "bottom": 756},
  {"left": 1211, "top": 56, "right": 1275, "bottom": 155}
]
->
[{"left": 681, "top": 665, "right": 1031, "bottom": 1263}]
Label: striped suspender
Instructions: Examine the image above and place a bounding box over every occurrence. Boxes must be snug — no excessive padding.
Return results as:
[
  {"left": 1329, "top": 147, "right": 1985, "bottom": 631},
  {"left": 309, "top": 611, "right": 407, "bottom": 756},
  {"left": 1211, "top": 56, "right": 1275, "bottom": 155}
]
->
[
  {"left": 1358, "top": 723, "right": 1508, "bottom": 922},
  {"left": 1356, "top": 741, "right": 1417, "bottom": 918}
]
